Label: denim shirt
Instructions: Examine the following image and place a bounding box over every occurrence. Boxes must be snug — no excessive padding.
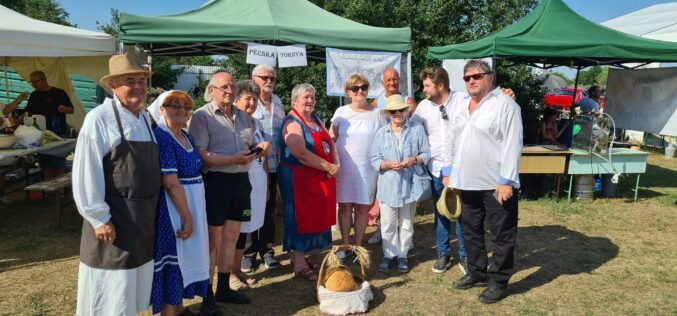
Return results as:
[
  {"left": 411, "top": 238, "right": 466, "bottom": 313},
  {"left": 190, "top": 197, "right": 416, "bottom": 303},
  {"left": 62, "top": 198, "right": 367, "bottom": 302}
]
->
[{"left": 370, "top": 120, "right": 431, "bottom": 207}]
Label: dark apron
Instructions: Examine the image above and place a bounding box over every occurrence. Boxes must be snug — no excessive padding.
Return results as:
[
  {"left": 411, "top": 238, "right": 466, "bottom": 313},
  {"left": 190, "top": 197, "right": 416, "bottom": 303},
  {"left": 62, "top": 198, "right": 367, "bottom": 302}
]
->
[{"left": 80, "top": 100, "right": 161, "bottom": 269}]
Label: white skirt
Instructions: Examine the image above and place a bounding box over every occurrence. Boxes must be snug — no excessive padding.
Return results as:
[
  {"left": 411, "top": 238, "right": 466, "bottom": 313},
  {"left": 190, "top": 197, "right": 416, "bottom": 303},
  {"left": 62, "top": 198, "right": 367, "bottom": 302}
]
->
[
  {"left": 76, "top": 260, "right": 153, "bottom": 316},
  {"left": 241, "top": 159, "right": 268, "bottom": 233}
]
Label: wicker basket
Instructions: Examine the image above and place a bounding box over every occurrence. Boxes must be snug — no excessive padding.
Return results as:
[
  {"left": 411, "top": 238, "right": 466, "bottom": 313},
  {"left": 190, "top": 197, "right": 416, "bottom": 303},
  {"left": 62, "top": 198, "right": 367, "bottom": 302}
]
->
[{"left": 317, "top": 245, "right": 373, "bottom": 315}]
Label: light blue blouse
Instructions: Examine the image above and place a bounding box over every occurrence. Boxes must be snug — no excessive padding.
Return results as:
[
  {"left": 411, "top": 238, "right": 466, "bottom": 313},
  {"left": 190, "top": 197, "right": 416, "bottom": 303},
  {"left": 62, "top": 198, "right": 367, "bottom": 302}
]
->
[{"left": 370, "top": 120, "right": 431, "bottom": 207}]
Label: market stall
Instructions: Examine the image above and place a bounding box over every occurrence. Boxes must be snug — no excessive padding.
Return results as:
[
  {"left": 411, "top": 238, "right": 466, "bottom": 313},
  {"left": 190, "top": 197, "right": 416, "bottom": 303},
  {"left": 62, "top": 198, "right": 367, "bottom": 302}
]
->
[{"left": 427, "top": 0, "right": 677, "bottom": 201}]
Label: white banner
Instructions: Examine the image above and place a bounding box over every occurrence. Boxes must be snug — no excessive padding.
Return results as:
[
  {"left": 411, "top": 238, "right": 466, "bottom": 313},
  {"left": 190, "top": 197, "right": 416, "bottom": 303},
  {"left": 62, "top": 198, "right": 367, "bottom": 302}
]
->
[
  {"left": 246, "top": 42, "right": 277, "bottom": 67},
  {"left": 325, "top": 48, "right": 401, "bottom": 98},
  {"left": 277, "top": 45, "right": 307, "bottom": 68},
  {"left": 606, "top": 68, "right": 677, "bottom": 136},
  {"left": 442, "top": 58, "right": 493, "bottom": 94}
]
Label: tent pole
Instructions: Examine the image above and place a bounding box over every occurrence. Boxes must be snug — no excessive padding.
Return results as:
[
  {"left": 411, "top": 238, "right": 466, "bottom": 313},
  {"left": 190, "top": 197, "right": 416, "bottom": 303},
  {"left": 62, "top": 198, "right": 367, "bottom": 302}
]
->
[
  {"left": 3, "top": 63, "right": 9, "bottom": 107},
  {"left": 406, "top": 52, "right": 413, "bottom": 98}
]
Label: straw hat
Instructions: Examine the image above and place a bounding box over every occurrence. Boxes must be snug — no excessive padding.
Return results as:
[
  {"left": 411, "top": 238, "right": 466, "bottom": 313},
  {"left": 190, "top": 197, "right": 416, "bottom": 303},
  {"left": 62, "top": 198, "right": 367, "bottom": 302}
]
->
[
  {"left": 99, "top": 53, "right": 152, "bottom": 89},
  {"left": 436, "top": 187, "right": 462, "bottom": 220},
  {"left": 383, "top": 94, "right": 409, "bottom": 111}
]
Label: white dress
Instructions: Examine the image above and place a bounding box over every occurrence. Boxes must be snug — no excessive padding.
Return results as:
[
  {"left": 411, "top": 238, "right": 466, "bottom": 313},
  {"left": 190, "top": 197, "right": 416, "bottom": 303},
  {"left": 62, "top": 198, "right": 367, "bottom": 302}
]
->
[{"left": 331, "top": 105, "right": 386, "bottom": 205}]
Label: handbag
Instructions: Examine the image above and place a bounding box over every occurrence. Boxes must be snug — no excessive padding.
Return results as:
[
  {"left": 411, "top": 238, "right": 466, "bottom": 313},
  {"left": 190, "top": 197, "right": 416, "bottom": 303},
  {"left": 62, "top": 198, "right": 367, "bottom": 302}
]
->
[{"left": 410, "top": 164, "right": 432, "bottom": 201}]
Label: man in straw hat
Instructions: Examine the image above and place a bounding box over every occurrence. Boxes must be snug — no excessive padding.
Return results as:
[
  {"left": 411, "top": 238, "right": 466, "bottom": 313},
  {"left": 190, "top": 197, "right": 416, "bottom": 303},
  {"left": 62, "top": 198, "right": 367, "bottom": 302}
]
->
[
  {"left": 72, "top": 53, "right": 159, "bottom": 315},
  {"left": 445, "top": 59, "right": 522, "bottom": 304}
]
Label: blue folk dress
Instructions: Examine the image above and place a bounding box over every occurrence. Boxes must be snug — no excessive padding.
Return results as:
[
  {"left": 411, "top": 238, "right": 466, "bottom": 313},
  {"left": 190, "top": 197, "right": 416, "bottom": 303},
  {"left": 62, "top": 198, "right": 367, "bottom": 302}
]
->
[{"left": 151, "top": 127, "right": 210, "bottom": 313}]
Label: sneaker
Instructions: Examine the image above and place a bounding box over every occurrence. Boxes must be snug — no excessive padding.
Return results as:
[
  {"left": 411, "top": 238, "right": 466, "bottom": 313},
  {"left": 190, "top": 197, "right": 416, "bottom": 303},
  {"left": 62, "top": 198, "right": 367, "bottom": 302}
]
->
[
  {"left": 215, "top": 288, "right": 250, "bottom": 304},
  {"left": 263, "top": 255, "right": 280, "bottom": 270},
  {"left": 397, "top": 258, "right": 409, "bottom": 273},
  {"left": 379, "top": 257, "right": 393, "bottom": 272},
  {"left": 367, "top": 229, "right": 382, "bottom": 244},
  {"left": 458, "top": 256, "right": 468, "bottom": 275},
  {"left": 452, "top": 274, "right": 488, "bottom": 290},
  {"left": 240, "top": 257, "right": 253, "bottom": 273},
  {"left": 431, "top": 253, "right": 452, "bottom": 273},
  {"left": 479, "top": 282, "right": 507, "bottom": 304}
]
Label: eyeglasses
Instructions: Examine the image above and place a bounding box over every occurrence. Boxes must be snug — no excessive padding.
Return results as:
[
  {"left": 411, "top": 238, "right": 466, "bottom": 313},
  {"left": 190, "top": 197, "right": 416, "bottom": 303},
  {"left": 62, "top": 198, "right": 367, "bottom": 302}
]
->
[
  {"left": 164, "top": 103, "right": 193, "bottom": 112},
  {"left": 349, "top": 84, "right": 369, "bottom": 93},
  {"left": 388, "top": 109, "right": 407, "bottom": 114},
  {"left": 210, "top": 84, "right": 235, "bottom": 92},
  {"left": 439, "top": 105, "right": 448, "bottom": 120},
  {"left": 255, "top": 75, "right": 276, "bottom": 82},
  {"left": 462, "top": 72, "right": 491, "bottom": 82}
]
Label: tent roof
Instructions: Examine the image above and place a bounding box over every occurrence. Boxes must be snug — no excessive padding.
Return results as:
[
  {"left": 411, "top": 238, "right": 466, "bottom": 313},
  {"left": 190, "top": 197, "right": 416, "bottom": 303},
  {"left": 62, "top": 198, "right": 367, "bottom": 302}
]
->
[
  {"left": 0, "top": 5, "right": 115, "bottom": 57},
  {"left": 120, "top": 0, "right": 412, "bottom": 55},
  {"left": 601, "top": 2, "right": 677, "bottom": 42},
  {"left": 427, "top": 0, "right": 677, "bottom": 68}
]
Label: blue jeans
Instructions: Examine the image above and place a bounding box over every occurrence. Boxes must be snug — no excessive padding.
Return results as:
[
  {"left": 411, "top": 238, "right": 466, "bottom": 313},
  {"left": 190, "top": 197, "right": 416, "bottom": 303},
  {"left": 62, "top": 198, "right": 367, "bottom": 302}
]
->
[{"left": 431, "top": 171, "right": 466, "bottom": 258}]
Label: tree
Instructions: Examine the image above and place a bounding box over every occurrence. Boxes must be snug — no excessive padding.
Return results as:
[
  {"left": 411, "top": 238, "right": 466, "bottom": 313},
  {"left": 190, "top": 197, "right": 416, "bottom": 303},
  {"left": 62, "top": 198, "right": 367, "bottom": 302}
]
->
[
  {"left": 578, "top": 66, "right": 603, "bottom": 86},
  {"left": 96, "top": 8, "right": 121, "bottom": 39},
  {"left": 1, "top": 0, "right": 73, "bottom": 26}
]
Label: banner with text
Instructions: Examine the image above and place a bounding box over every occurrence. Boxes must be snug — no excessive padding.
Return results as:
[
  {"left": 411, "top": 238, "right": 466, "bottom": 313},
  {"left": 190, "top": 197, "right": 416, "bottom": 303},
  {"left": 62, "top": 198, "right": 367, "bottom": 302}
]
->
[
  {"left": 606, "top": 67, "right": 677, "bottom": 136},
  {"left": 246, "top": 42, "right": 277, "bottom": 67},
  {"left": 277, "top": 45, "right": 307, "bottom": 68},
  {"left": 326, "top": 48, "right": 401, "bottom": 98}
]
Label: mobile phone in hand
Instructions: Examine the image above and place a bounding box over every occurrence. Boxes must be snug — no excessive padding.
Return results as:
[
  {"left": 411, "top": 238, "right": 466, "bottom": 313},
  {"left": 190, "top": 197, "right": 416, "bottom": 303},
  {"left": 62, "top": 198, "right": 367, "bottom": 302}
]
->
[
  {"left": 493, "top": 190, "right": 501, "bottom": 204},
  {"left": 248, "top": 146, "right": 263, "bottom": 155}
]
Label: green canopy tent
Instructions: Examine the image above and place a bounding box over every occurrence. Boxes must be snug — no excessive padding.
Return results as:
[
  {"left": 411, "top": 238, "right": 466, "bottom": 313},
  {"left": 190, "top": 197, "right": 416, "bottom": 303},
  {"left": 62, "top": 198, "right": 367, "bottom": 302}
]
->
[
  {"left": 119, "top": 0, "right": 411, "bottom": 56},
  {"left": 428, "top": 0, "right": 677, "bottom": 101}
]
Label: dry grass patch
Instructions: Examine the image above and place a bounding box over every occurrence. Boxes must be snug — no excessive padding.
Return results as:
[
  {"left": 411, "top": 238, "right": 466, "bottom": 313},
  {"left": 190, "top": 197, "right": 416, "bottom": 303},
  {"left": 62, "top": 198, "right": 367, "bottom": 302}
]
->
[{"left": 0, "top": 154, "right": 675, "bottom": 315}]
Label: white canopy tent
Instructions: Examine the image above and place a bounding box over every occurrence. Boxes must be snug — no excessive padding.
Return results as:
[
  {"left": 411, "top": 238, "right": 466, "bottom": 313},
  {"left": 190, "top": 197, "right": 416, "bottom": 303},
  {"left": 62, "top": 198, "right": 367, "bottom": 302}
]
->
[
  {"left": 601, "top": 2, "right": 677, "bottom": 42},
  {"left": 0, "top": 5, "right": 116, "bottom": 130}
]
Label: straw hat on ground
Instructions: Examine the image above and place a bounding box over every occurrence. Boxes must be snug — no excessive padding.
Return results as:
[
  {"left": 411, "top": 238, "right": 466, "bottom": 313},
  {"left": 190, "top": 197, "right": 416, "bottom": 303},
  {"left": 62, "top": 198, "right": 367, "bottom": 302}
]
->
[
  {"left": 383, "top": 94, "right": 409, "bottom": 111},
  {"left": 436, "top": 187, "right": 461, "bottom": 220},
  {"left": 99, "top": 53, "right": 152, "bottom": 89}
]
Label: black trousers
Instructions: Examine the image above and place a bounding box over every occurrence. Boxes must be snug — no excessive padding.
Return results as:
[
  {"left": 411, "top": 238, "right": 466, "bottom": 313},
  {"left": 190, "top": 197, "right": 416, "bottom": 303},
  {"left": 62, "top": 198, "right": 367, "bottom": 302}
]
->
[
  {"left": 244, "top": 173, "right": 278, "bottom": 258},
  {"left": 460, "top": 189, "right": 518, "bottom": 285}
]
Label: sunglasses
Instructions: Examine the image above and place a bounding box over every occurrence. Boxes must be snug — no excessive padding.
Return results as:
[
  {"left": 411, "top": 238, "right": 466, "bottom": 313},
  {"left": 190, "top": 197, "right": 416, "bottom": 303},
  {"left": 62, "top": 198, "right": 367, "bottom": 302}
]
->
[
  {"left": 349, "top": 84, "right": 369, "bottom": 93},
  {"left": 388, "top": 109, "right": 407, "bottom": 114},
  {"left": 256, "top": 75, "right": 276, "bottom": 82},
  {"left": 462, "top": 72, "right": 491, "bottom": 82},
  {"left": 439, "top": 105, "right": 448, "bottom": 120},
  {"left": 164, "top": 103, "right": 193, "bottom": 112}
]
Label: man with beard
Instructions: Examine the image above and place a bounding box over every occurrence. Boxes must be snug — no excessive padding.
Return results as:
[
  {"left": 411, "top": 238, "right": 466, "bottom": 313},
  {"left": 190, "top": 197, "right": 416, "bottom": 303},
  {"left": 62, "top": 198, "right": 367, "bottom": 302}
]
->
[
  {"left": 447, "top": 59, "right": 522, "bottom": 304},
  {"left": 73, "top": 54, "right": 158, "bottom": 315},
  {"left": 410, "top": 67, "right": 468, "bottom": 275},
  {"left": 189, "top": 71, "right": 256, "bottom": 314}
]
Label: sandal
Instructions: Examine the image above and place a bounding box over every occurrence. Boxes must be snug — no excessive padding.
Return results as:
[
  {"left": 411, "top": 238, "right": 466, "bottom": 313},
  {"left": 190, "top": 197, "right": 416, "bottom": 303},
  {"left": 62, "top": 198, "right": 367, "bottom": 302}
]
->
[
  {"left": 230, "top": 274, "right": 256, "bottom": 291},
  {"left": 305, "top": 257, "right": 319, "bottom": 270},
  {"left": 294, "top": 267, "right": 318, "bottom": 281}
]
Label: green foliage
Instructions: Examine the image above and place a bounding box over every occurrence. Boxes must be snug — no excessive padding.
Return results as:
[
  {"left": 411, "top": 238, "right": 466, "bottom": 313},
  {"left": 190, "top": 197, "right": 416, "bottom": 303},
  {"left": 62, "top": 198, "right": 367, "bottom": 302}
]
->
[
  {"left": 495, "top": 61, "right": 546, "bottom": 123},
  {"left": 1, "top": 0, "right": 72, "bottom": 26},
  {"left": 578, "top": 66, "right": 603, "bottom": 86}
]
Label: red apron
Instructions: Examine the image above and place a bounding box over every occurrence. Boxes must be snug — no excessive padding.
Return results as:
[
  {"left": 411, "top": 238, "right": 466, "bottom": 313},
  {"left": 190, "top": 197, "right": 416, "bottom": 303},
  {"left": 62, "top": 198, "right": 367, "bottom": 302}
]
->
[{"left": 290, "top": 108, "right": 336, "bottom": 234}]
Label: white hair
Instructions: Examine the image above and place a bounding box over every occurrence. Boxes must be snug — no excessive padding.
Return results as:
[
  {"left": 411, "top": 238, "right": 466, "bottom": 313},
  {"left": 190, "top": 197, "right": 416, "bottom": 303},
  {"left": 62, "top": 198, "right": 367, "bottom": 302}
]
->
[
  {"left": 291, "top": 83, "right": 316, "bottom": 101},
  {"left": 252, "top": 64, "right": 277, "bottom": 78},
  {"left": 203, "top": 71, "right": 231, "bottom": 103}
]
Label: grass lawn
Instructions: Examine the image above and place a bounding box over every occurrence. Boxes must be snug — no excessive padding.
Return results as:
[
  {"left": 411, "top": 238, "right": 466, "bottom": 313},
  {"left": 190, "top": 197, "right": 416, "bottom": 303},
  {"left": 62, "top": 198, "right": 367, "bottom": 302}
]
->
[{"left": 0, "top": 153, "right": 675, "bottom": 315}]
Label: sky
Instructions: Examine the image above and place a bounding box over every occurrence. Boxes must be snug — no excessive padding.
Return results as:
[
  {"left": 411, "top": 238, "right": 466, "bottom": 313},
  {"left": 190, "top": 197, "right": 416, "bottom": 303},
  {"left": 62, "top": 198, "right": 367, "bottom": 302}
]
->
[{"left": 60, "top": 0, "right": 676, "bottom": 78}]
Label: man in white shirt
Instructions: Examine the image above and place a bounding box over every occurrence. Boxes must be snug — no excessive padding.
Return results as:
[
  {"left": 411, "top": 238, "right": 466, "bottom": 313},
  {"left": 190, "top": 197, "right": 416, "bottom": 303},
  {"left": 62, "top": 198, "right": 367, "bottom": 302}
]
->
[
  {"left": 73, "top": 54, "right": 158, "bottom": 315},
  {"left": 410, "top": 67, "right": 468, "bottom": 275},
  {"left": 446, "top": 59, "right": 522, "bottom": 304}
]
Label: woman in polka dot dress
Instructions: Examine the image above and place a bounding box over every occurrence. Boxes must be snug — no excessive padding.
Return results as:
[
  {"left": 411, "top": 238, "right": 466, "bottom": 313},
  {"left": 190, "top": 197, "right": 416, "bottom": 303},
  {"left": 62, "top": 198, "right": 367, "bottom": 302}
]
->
[{"left": 148, "top": 91, "right": 210, "bottom": 315}]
